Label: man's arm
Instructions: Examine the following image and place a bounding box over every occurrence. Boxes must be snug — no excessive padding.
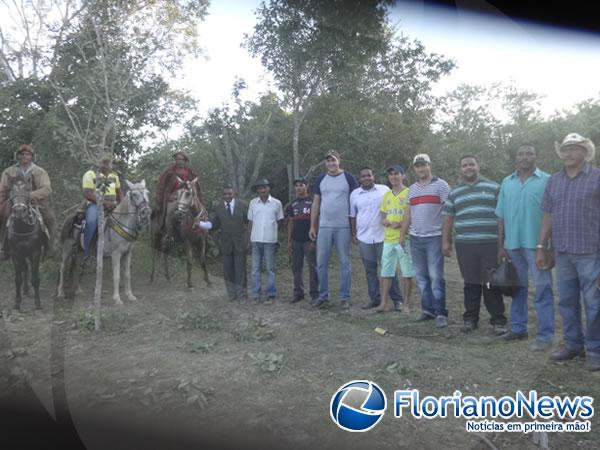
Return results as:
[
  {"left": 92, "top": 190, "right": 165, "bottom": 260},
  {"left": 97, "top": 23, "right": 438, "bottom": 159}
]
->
[
  {"left": 83, "top": 188, "right": 96, "bottom": 203},
  {"left": 497, "top": 219, "right": 509, "bottom": 262},
  {"left": 309, "top": 194, "right": 320, "bottom": 241},
  {"left": 30, "top": 169, "right": 52, "bottom": 202},
  {"left": 350, "top": 217, "right": 358, "bottom": 245},
  {"left": 442, "top": 215, "right": 454, "bottom": 257},
  {"left": 399, "top": 206, "right": 411, "bottom": 246},
  {"left": 536, "top": 213, "right": 553, "bottom": 270}
]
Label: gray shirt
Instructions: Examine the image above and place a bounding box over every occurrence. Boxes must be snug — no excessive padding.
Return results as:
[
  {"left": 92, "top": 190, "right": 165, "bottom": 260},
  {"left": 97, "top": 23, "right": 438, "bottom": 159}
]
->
[{"left": 316, "top": 172, "right": 357, "bottom": 228}]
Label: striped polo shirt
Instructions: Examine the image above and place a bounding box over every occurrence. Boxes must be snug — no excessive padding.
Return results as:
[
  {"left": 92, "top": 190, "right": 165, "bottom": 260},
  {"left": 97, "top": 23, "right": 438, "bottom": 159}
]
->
[
  {"left": 408, "top": 177, "right": 450, "bottom": 237},
  {"left": 442, "top": 177, "right": 499, "bottom": 244}
]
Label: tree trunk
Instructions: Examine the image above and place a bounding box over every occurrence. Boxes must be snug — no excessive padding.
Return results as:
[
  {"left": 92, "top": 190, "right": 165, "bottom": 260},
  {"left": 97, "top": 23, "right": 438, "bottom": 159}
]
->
[
  {"left": 94, "top": 190, "right": 104, "bottom": 331},
  {"left": 286, "top": 164, "right": 293, "bottom": 204},
  {"left": 292, "top": 114, "right": 301, "bottom": 179}
]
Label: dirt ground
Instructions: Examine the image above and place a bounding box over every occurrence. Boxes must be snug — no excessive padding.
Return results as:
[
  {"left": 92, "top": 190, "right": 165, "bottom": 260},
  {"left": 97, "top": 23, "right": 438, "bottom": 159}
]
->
[{"left": 0, "top": 239, "right": 599, "bottom": 450}]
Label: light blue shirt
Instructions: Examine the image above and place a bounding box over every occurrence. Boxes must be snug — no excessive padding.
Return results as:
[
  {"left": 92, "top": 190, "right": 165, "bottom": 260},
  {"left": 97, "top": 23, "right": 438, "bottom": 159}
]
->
[{"left": 495, "top": 168, "right": 549, "bottom": 250}]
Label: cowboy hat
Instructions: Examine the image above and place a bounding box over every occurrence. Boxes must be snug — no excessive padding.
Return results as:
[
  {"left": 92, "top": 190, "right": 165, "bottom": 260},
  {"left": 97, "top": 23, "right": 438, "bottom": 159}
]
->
[
  {"left": 555, "top": 133, "right": 595, "bottom": 162},
  {"left": 172, "top": 150, "right": 190, "bottom": 161},
  {"left": 252, "top": 178, "right": 273, "bottom": 191}
]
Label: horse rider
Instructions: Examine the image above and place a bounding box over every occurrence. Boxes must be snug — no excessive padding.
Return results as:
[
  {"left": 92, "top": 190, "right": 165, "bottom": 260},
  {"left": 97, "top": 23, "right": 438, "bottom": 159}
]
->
[
  {"left": 0, "top": 144, "right": 54, "bottom": 260},
  {"left": 154, "top": 150, "right": 204, "bottom": 240},
  {"left": 80, "top": 153, "right": 123, "bottom": 258}
]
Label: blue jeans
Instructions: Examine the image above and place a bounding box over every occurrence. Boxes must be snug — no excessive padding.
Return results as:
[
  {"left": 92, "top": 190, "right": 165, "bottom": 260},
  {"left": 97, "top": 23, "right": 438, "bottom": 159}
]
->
[
  {"left": 358, "top": 241, "right": 402, "bottom": 306},
  {"left": 83, "top": 203, "right": 98, "bottom": 256},
  {"left": 410, "top": 235, "right": 447, "bottom": 317},
  {"left": 507, "top": 248, "right": 555, "bottom": 342},
  {"left": 251, "top": 242, "right": 277, "bottom": 298},
  {"left": 316, "top": 227, "right": 351, "bottom": 301},
  {"left": 555, "top": 252, "right": 600, "bottom": 357}
]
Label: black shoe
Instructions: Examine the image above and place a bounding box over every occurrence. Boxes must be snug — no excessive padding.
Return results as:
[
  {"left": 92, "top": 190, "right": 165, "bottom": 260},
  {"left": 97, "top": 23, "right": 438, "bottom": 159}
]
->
[
  {"left": 500, "top": 331, "right": 528, "bottom": 341},
  {"left": 549, "top": 348, "right": 585, "bottom": 362},
  {"left": 415, "top": 313, "right": 434, "bottom": 322},
  {"left": 361, "top": 303, "right": 378, "bottom": 310},
  {"left": 461, "top": 321, "right": 478, "bottom": 334},
  {"left": 313, "top": 298, "right": 329, "bottom": 309},
  {"left": 291, "top": 295, "right": 304, "bottom": 304},
  {"left": 584, "top": 356, "right": 600, "bottom": 371},
  {"left": 492, "top": 324, "right": 508, "bottom": 336}
]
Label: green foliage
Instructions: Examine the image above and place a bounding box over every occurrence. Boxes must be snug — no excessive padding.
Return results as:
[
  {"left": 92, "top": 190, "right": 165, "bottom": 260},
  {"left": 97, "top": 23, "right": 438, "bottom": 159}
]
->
[
  {"left": 232, "top": 315, "right": 276, "bottom": 342},
  {"left": 249, "top": 352, "right": 284, "bottom": 373}
]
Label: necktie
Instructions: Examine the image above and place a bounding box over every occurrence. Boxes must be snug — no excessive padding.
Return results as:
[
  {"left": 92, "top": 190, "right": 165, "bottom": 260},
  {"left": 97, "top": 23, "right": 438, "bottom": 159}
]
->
[{"left": 226, "top": 201, "right": 232, "bottom": 215}]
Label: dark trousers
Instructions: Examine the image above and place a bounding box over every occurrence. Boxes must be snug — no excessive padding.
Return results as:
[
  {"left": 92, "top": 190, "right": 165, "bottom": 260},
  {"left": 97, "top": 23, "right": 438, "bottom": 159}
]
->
[
  {"left": 455, "top": 242, "right": 507, "bottom": 326},
  {"left": 292, "top": 240, "right": 318, "bottom": 300},
  {"left": 223, "top": 249, "right": 247, "bottom": 300}
]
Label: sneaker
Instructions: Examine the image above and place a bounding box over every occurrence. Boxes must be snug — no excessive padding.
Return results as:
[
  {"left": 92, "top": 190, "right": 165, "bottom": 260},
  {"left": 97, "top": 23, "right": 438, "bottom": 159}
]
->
[
  {"left": 313, "top": 298, "right": 329, "bottom": 309},
  {"left": 435, "top": 315, "right": 448, "bottom": 328},
  {"left": 584, "top": 356, "right": 600, "bottom": 372},
  {"left": 549, "top": 348, "right": 585, "bottom": 362},
  {"left": 393, "top": 302, "right": 403, "bottom": 312},
  {"left": 461, "top": 321, "right": 478, "bottom": 334},
  {"left": 492, "top": 324, "right": 508, "bottom": 336},
  {"left": 340, "top": 301, "right": 350, "bottom": 310},
  {"left": 530, "top": 340, "right": 553, "bottom": 352},
  {"left": 415, "top": 313, "right": 434, "bottom": 322},
  {"left": 500, "top": 331, "right": 528, "bottom": 341}
]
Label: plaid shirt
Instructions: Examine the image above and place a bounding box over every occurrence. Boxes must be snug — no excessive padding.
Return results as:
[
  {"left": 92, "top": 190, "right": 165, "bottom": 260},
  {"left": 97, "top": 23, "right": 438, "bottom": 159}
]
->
[{"left": 542, "top": 164, "right": 600, "bottom": 254}]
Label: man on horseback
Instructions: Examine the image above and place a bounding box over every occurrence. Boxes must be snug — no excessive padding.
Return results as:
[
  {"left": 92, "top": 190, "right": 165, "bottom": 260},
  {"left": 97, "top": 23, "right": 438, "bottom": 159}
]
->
[
  {"left": 154, "top": 150, "right": 204, "bottom": 242},
  {"left": 81, "top": 154, "right": 123, "bottom": 258},
  {"left": 0, "top": 144, "right": 54, "bottom": 260}
]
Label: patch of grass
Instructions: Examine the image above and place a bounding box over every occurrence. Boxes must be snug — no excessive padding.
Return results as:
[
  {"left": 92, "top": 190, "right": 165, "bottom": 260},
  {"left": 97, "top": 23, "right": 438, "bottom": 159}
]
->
[
  {"left": 175, "top": 377, "right": 214, "bottom": 409},
  {"left": 175, "top": 309, "right": 220, "bottom": 331},
  {"left": 178, "top": 340, "right": 216, "bottom": 354},
  {"left": 232, "top": 315, "right": 275, "bottom": 342},
  {"left": 384, "top": 361, "right": 420, "bottom": 379},
  {"left": 249, "top": 352, "right": 284, "bottom": 374},
  {"left": 77, "top": 311, "right": 96, "bottom": 331}
]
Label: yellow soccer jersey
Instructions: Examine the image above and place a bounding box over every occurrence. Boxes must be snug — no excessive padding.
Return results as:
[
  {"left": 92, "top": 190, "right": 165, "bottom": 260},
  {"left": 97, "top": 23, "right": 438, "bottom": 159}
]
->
[
  {"left": 380, "top": 188, "right": 409, "bottom": 243},
  {"left": 82, "top": 170, "right": 120, "bottom": 198}
]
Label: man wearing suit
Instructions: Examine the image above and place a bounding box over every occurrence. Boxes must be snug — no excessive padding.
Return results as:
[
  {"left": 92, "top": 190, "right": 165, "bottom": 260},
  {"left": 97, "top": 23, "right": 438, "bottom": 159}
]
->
[{"left": 210, "top": 185, "right": 249, "bottom": 301}]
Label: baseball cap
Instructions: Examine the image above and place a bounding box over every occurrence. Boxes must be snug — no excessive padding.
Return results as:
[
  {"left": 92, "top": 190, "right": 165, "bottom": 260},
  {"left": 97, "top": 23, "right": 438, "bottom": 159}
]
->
[
  {"left": 387, "top": 164, "right": 405, "bottom": 174},
  {"left": 413, "top": 154, "right": 431, "bottom": 165},
  {"left": 325, "top": 150, "right": 341, "bottom": 161}
]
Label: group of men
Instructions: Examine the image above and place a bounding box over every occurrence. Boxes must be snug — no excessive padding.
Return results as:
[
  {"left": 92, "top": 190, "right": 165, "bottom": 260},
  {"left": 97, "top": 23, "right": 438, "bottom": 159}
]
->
[
  {"left": 209, "top": 136, "right": 600, "bottom": 372},
  {"left": 0, "top": 131, "right": 599, "bottom": 372}
]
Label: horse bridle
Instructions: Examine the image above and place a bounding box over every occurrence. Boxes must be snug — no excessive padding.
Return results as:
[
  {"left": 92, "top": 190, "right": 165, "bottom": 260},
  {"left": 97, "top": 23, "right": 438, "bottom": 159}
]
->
[
  {"left": 9, "top": 183, "right": 36, "bottom": 226},
  {"left": 110, "top": 187, "right": 151, "bottom": 235}
]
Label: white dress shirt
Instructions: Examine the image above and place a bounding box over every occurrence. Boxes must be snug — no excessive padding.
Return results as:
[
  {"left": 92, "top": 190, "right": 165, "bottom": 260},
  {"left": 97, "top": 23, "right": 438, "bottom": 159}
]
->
[
  {"left": 248, "top": 195, "right": 284, "bottom": 243},
  {"left": 349, "top": 184, "right": 390, "bottom": 244}
]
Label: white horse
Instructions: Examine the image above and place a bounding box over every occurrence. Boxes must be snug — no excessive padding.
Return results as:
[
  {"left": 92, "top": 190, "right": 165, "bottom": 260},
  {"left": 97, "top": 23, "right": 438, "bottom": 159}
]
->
[{"left": 57, "top": 180, "right": 151, "bottom": 304}]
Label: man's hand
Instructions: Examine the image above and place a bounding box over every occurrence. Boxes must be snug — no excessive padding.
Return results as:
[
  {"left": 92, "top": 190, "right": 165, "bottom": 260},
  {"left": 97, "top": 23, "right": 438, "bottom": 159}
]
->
[
  {"left": 535, "top": 248, "right": 548, "bottom": 270},
  {"left": 498, "top": 248, "right": 509, "bottom": 264},
  {"left": 442, "top": 241, "right": 452, "bottom": 258},
  {"left": 352, "top": 236, "right": 358, "bottom": 245},
  {"left": 309, "top": 227, "right": 317, "bottom": 242},
  {"left": 382, "top": 218, "right": 391, "bottom": 227}
]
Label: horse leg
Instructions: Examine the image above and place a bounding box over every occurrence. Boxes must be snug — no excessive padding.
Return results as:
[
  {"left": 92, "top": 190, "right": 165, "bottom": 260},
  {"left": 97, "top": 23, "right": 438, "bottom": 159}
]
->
[
  {"left": 31, "top": 251, "right": 41, "bottom": 310},
  {"left": 202, "top": 238, "right": 211, "bottom": 287},
  {"left": 111, "top": 250, "right": 123, "bottom": 305},
  {"left": 164, "top": 250, "right": 171, "bottom": 282},
  {"left": 124, "top": 248, "right": 137, "bottom": 302},
  {"left": 14, "top": 258, "right": 23, "bottom": 311},
  {"left": 23, "top": 261, "right": 30, "bottom": 297},
  {"left": 150, "top": 245, "right": 156, "bottom": 283},
  {"left": 186, "top": 242, "right": 194, "bottom": 289}
]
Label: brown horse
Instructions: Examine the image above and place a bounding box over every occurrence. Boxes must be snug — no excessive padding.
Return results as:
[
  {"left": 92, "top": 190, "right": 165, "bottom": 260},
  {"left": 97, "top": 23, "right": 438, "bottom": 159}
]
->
[
  {"left": 150, "top": 178, "right": 211, "bottom": 289},
  {"left": 7, "top": 176, "right": 44, "bottom": 310}
]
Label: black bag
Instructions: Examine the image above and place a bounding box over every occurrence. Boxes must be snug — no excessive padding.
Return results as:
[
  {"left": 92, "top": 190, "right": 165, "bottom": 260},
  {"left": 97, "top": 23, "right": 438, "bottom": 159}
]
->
[{"left": 485, "top": 260, "right": 520, "bottom": 297}]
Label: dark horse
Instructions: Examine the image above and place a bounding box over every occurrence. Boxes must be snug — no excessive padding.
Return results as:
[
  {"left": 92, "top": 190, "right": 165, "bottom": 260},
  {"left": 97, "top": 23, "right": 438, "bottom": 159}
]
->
[
  {"left": 150, "top": 178, "right": 211, "bottom": 289},
  {"left": 7, "top": 176, "right": 44, "bottom": 310}
]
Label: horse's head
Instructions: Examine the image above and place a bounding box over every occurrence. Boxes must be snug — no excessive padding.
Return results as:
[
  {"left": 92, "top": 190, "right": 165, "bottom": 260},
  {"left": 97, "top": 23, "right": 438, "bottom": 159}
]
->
[
  {"left": 175, "top": 177, "right": 198, "bottom": 216},
  {"left": 125, "top": 179, "right": 151, "bottom": 227},
  {"left": 9, "top": 177, "right": 34, "bottom": 223}
]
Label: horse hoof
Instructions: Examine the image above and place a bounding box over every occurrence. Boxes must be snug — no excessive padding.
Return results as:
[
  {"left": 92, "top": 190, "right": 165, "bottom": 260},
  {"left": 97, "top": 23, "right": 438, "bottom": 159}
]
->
[
  {"left": 35, "top": 305, "right": 42, "bottom": 311},
  {"left": 114, "top": 298, "right": 124, "bottom": 306},
  {"left": 127, "top": 295, "right": 138, "bottom": 302}
]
